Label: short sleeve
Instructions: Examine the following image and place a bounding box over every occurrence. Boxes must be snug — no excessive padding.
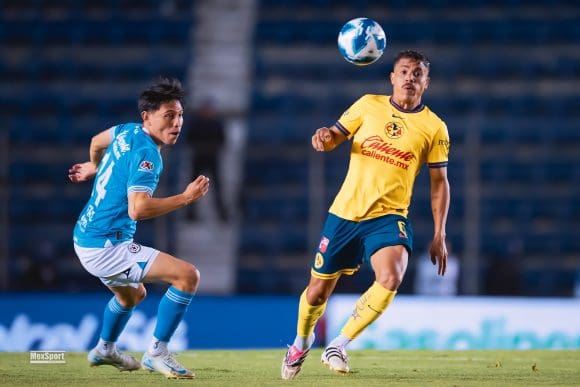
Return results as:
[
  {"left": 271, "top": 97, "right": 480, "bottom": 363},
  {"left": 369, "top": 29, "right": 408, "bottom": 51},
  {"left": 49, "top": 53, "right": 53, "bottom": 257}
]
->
[
  {"left": 335, "top": 95, "right": 368, "bottom": 139},
  {"left": 127, "top": 148, "right": 162, "bottom": 196},
  {"left": 427, "top": 122, "right": 450, "bottom": 168},
  {"left": 108, "top": 125, "right": 119, "bottom": 139}
]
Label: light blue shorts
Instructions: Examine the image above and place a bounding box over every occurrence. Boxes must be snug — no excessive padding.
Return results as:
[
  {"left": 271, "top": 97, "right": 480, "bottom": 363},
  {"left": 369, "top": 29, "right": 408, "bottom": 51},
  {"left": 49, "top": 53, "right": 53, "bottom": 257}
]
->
[{"left": 74, "top": 241, "right": 159, "bottom": 288}]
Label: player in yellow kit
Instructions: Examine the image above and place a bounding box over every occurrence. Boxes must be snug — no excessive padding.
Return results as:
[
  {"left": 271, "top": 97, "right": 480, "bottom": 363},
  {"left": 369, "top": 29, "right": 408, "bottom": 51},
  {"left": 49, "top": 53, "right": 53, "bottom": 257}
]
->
[{"left": 281, "top": 50, "right": 451, "bottom": 380}]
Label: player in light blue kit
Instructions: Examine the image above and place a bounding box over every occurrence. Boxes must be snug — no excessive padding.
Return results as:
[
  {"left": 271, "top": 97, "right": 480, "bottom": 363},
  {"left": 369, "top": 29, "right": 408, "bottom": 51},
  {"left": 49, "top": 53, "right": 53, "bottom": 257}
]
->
[{"left": 69, "top": 78, "right": 209, "bottom": 379}]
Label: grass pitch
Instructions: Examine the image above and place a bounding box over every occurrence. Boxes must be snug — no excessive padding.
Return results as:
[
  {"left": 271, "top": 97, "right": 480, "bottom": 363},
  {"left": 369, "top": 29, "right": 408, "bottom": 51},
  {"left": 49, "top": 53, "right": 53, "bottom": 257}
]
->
[{"left": 1, "top": 349, "right": 579, "bottom": 386}]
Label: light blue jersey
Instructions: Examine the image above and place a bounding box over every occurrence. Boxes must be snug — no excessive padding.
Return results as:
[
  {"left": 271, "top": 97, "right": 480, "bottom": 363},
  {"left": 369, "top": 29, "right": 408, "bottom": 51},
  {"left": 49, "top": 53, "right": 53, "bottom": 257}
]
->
[{"left": 73, "top": 123, "right": 162, "bottom": 248}]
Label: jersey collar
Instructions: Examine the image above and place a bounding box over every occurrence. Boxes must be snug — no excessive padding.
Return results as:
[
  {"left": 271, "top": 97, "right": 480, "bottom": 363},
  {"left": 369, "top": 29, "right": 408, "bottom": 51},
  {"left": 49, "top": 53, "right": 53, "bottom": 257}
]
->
[{"left": 389, "top": 96, "right": 425, "bottom": 113}]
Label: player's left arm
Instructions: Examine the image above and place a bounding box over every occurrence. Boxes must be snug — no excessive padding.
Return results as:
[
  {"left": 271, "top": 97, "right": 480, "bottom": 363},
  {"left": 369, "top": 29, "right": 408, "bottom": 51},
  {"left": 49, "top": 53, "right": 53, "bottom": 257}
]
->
[
  {"left": 128, "top": 175, "right": 210, "bottom": 220},
  {"left": 68, "top": 129, "right": 113, "bottom": 183},
  {"left": 429, "top": 166, "right": 450, "bottom": 276}
]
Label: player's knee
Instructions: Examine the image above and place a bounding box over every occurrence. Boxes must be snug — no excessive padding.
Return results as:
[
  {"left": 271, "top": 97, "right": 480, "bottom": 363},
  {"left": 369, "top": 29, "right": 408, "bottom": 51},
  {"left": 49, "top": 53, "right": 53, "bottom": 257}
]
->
[
  {"left": 306, "top": 284, "right": 330, "bottom": 305},
  {"left": 135, "top": 286, "right": 147, "bottom": 304},
  {"left": 117, "top": 286, "right": 146, "bottom": 308},
  {"left": 129, "top": 286, "right": 147, "bottom": 306},
  {"left": 375, "top": 274, "right": 403, "bottom": 291},
  {"left": 175, "top": 263, "right": 200, "bottom": 293}
]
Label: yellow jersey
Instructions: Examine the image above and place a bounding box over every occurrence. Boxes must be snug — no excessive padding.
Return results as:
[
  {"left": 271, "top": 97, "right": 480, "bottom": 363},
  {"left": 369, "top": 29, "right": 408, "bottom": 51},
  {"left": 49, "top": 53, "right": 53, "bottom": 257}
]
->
[{"left": 329, "top": 94, "right": 450, "bottom": 221}]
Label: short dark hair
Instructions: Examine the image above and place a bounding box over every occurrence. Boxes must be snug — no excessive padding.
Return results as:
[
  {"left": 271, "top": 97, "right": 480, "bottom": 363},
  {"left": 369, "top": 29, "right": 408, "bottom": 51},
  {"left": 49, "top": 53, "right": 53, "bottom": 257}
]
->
[
  {"left": 138, "top": 77, "right": 185, "bottom": 113},
  {"left": 393, "top": 50, "right": 430, "bottom": 70}
]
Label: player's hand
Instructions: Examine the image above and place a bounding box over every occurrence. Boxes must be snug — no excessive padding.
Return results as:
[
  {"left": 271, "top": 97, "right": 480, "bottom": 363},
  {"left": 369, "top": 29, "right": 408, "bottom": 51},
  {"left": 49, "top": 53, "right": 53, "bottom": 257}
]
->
[
  {"left": 429, "top": 238, "right": 448, "bottom": 276},
  {"left": 68, "top": 162, "right": 97, "bottom": 183},
  {"left": 312, "top": 127, "right": 334, "bottom": 152},
  {"left": 183, "top": 175, "right": 210, "bottom": 204}
]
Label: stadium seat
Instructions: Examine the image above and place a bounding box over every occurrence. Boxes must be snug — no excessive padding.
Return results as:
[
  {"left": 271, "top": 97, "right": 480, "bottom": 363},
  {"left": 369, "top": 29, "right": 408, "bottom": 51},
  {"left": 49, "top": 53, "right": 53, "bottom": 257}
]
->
[{"left": 1, "top": 0, "right": 193, "bottom": 289}]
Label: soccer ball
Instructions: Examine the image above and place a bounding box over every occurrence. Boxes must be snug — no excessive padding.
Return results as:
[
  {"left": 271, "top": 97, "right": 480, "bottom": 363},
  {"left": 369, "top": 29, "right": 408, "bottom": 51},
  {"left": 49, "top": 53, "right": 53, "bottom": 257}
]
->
[{"left": 337, "top": 17, "right": 386, "bottom": 66}]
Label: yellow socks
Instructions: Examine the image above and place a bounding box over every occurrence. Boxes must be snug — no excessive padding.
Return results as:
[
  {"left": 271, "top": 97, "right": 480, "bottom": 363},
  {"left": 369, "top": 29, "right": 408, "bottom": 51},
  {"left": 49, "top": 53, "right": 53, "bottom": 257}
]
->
[
  {"left": 294, "top": 283, "right": 395, "bottom": 347},
  {"left": 297, "top": 288, "right": 327, "bottom": 338},
  {"left": 341, "top": 281, "right": 396, "bottom": 340}
]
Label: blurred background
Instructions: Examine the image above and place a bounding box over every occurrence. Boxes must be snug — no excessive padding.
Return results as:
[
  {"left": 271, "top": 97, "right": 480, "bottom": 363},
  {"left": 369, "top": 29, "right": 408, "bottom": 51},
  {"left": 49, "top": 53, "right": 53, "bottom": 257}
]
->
[{"left": 1, "top": 0, "right": 579, "bottom": 351}]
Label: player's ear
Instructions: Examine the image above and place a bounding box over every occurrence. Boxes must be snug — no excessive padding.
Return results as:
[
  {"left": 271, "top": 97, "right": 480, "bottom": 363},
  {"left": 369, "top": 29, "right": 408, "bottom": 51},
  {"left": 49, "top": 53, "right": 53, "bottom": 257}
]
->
[
  {"left": 389, "top": 71, "right": 395, "bottom": 86},
  {"left": 141, "top": 110, "right": 148, "bottom": 122},
  {"left": 424, "top": 75, "right": 430, "bottom": 90}
]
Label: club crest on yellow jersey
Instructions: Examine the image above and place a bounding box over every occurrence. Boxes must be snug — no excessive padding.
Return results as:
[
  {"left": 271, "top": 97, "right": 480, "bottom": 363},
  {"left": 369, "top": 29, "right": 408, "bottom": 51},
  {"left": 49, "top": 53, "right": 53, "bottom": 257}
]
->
[{"left": 384, "top": 121, "right": 404, "bottom": 139}]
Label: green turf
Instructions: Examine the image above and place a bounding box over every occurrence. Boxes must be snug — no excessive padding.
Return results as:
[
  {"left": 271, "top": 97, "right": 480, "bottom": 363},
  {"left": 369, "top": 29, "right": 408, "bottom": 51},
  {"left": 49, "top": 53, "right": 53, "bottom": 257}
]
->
[{"left": 1, "top": 350, "right": 579, "bottom": 386}]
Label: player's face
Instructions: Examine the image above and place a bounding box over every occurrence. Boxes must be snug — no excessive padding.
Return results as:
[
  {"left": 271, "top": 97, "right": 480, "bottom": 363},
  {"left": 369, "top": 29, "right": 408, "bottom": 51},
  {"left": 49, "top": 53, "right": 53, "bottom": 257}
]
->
[
  {"left": 390, "top": 58, "right": 430, "bottom": 104},
  {"left": 143, "top": 100, "right": 184, "bottom": 146}
]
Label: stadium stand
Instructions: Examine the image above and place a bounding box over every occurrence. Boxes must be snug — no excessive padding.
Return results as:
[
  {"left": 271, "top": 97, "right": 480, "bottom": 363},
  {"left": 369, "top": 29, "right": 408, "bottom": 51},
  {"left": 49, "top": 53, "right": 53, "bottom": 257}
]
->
[
  {"left": 1, "top": 0, "right": 193, "bottom": 290},
  {"left": 1, "top": 1, "right": 578, "bottom": 297}
]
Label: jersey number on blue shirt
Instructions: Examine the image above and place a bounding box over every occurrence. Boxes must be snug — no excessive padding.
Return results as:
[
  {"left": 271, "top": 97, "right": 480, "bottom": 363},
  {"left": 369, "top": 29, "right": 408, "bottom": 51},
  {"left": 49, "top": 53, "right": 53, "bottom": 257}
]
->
[{"left": 95, "top": 153, "right": 115, "bottom": 207}]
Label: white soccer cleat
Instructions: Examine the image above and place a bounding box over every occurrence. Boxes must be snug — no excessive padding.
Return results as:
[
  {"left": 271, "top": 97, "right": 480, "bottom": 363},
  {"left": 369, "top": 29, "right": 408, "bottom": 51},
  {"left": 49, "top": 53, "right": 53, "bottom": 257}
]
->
[
  {"left": 87, "top": 347, "right": 141, "bottom": 371},
  {"left": 141, "top": 351, "right": 195, "bottom": 379},
  {"left": 321, "top": 346, "right": 350, "bottom": 374},
  {"left": 281, "top": 345, "right": 310, "bottom": 380}
]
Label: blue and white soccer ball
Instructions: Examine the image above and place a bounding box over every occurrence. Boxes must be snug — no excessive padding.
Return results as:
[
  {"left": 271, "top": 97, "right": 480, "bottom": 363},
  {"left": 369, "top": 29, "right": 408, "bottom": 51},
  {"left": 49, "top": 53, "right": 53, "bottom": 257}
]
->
[{"left": 337, "top": 17, "right": 386, "bottom": 66}]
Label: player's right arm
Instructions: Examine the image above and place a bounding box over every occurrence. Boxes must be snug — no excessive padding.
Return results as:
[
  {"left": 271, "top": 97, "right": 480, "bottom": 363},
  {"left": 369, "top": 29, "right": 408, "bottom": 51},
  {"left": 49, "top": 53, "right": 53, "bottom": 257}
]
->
[
  {"left": 311, "top": 125, "right": 347, "bottom": 152},
  {"left": 68, "top": 129, "right": 113, "bottom": 183},
  {"left": 88, "top": 129, "right": 113, "bottom": 167},
  {"left": 127, "top": 175, "right": 210, "bottom": 220}
]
